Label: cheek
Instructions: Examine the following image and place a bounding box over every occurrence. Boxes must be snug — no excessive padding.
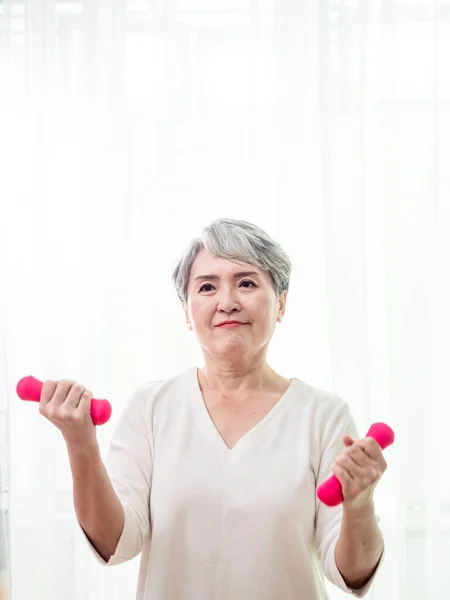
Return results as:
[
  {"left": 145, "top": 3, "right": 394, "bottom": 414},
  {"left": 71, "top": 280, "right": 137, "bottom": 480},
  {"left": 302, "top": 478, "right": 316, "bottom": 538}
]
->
[
  {"left": 255, "top": 304, "right": 277, "bottom": 321},
  {"left": 189, "top": 298, "right": 207, "bottom": 315},
  {"left": 189, "top": 301, "right": 216, "bottom": 327}
]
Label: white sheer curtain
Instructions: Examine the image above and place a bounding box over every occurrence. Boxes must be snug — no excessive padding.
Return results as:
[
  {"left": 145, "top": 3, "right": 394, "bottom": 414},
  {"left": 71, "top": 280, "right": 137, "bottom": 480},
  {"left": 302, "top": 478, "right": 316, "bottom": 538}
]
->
[{"left": 0, "top": 0, "right": 449, "bottom": 598}]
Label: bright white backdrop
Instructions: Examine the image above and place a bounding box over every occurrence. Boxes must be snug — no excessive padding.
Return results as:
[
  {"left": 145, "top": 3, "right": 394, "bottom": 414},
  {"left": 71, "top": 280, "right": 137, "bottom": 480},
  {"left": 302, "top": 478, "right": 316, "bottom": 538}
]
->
[{"left": 1, "top": 1, "right": 450, "bottom": 599}]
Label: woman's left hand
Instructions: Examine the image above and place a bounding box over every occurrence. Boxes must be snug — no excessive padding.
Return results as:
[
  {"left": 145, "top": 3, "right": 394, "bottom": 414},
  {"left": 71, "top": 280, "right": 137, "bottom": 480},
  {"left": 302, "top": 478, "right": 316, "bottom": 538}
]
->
[{"left": 332, "top": 435, "right": 388, "bottom": 510}]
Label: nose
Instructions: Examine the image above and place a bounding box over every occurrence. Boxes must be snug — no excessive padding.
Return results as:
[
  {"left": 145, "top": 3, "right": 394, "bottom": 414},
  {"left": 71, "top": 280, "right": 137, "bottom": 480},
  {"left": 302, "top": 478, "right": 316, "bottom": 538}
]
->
[{"left": 216, "top": 287, "right": 241, "bottom": 314}]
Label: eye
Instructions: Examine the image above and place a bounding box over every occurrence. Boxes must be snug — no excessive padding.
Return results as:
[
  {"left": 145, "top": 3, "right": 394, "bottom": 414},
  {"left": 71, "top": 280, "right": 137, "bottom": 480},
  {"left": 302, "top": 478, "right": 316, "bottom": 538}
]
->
[
  {"left": 240, "top": 280, "right": 256, "bottom": 288},
  {"left": 198, "top": 280, "right": 257, "bottom": 292}
]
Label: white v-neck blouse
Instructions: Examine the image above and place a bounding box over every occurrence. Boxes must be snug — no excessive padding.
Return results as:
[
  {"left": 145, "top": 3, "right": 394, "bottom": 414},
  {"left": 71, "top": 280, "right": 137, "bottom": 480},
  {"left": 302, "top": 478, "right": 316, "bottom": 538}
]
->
[{"left": 79, "top": 366, "right": 383, "bottom": 599}]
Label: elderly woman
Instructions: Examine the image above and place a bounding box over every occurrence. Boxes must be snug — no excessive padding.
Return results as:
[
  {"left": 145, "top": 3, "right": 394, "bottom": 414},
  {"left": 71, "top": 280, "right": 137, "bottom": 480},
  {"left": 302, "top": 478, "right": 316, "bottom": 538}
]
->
[{"left": 41, "top": 218, "right": 386, "bottom": 600}]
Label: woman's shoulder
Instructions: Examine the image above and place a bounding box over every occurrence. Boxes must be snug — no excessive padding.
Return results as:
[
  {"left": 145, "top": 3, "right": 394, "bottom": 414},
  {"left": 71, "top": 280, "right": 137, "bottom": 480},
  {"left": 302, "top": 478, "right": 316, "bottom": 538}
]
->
[
  {"left": 128, "top": 366, "right": 195, "bottom": 411},
  {"left": 292, "top": 377, "right": 350, "bottom": 423}
]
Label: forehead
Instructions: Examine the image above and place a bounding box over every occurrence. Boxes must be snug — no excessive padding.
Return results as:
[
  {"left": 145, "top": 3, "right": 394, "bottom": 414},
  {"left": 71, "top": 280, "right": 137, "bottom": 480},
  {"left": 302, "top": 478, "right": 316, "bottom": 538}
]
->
[{"left": 189, "top": 249, "right": 266, "bottom": 280}]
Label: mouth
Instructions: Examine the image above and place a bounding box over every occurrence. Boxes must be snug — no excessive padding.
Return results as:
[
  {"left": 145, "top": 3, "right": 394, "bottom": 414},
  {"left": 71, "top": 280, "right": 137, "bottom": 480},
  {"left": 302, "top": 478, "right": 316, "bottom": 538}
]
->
[{"left": 216, "top": 322, "right": 248, "bottom": 328}]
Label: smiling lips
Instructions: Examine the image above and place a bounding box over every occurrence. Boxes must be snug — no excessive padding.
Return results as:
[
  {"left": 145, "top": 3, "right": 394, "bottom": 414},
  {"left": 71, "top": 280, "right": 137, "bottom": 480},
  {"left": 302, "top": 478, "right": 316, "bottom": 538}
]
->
[{"left": 216, "top": 321, "right": 247, "bottom": 328}]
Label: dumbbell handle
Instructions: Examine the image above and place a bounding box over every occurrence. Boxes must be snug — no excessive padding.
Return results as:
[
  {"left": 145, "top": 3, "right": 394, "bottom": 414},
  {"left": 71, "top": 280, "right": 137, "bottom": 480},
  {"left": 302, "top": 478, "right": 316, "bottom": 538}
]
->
[
  {"left": 16, "top": 376, "right": 112, "bottom": 426},
  {"left": 316, "top": 422, "right": 395, "bottom": 507}
]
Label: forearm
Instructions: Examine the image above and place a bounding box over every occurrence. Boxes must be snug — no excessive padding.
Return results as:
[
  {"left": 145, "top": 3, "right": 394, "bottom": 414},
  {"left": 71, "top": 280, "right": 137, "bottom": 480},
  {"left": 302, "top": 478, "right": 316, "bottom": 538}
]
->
[
  {"left": 67, "top": 441, "right": 124, "bottom": 562},
  {"left": 335, "top": 501, "right": 384, "bottom": 590}
]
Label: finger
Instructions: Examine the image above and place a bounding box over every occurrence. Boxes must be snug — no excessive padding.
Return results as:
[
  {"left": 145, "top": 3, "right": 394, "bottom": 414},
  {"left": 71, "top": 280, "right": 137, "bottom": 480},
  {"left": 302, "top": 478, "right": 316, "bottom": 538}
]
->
[
  {"left": 50, "top": 380, "right": 77, "bottom": 406},
  {"left": 361, "top": 439, "right": 388, "bottom": 472},
  {"left": 346, "top": 445, "right": 373, "bottom": 468},
  {"left": 336, "top": 454, "right": 366, "bottom": 479},
  {"left": 40, "top": 380, "right": 58, "bottom": 407},
  {"left": 361, "top": 437, "right": 384, "bottom": 461},
  {"left": 76, "top": 389, "right": 93, "bottom": 418},
  {"left": 333, "top": 460, "right": 355, "bottom": 480},
  {"left": 64, "top": 383, "right": 88, "bottom": 411},
  {"left": 344, "top": 455, "right": 384, "bottom": 487},
  {"left": 333, "top": 463, "right": 354, "bottom": 492}
]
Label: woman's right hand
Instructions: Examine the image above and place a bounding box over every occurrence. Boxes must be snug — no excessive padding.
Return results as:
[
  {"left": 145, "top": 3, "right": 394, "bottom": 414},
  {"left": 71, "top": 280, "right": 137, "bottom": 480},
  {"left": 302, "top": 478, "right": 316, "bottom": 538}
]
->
[{"left": 39, "top": 379, "right": 98, "bottom": 448}]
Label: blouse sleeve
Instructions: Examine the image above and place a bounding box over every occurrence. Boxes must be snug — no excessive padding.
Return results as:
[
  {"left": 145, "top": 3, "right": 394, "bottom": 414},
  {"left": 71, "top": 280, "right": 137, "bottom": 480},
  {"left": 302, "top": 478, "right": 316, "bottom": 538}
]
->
[
  {"left": 78, "top": 385, "right": 154, "bottom": 566},
  {"left": 314, "top": 398, "right": 384, "bottom": 598}
]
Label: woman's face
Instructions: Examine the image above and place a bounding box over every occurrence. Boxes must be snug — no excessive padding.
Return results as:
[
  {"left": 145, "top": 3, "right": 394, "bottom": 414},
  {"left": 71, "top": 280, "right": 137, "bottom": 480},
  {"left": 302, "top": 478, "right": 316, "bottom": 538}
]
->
[{"left": 184, "top": 249, "right": 287, "bottom": 363}]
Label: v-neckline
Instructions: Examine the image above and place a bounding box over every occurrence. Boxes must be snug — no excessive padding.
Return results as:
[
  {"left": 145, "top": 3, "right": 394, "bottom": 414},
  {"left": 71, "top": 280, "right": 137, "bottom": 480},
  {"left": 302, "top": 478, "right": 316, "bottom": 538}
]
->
[{"left": 185, "top": 366, "right": 298, "bottom": 465}]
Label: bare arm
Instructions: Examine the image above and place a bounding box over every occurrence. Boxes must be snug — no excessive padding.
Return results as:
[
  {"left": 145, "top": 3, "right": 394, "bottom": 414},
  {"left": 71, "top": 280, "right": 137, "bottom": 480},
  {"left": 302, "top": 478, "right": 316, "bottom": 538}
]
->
[
  {"left": 67, "top": 440, "right": 124, "bottom": 562},
  {"left": 39, "top": 379, "right": 125, "bottom": 562},
  {"left": 334, "top": 501, "right": 384, "bottom": 590},
  {"left": 40, "top": 379, "right": 151, "bottom": 564}
]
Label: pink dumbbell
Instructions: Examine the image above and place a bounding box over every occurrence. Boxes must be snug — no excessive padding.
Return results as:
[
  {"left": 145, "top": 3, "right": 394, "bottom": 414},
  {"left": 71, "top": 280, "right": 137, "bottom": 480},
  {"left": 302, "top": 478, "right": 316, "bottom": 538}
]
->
[
  {"left": 317, "top": 422, "right": 395, "bottom": 506},
  {"left": 16, "top": 376, "right": 112, "bottom": 426}
]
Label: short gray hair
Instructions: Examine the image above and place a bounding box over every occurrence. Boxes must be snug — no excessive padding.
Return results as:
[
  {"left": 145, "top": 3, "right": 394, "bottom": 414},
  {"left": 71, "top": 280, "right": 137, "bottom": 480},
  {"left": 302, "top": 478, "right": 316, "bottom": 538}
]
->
[{"left": 171, "top": 218, "right": 292, "bottom": 305}]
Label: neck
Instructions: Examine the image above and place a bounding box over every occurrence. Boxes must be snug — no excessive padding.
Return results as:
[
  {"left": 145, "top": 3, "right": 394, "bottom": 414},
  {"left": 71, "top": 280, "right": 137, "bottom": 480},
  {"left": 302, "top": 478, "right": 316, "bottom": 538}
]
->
[{"left": 197, "top": 361, "right": 277, "bottom": 397}]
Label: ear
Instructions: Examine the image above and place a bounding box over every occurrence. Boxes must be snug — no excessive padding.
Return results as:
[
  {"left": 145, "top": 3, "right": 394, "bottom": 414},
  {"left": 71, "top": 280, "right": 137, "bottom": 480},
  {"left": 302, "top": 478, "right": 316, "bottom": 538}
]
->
[
  {"left": 277, "top": 290, "right": 288, "bottom": 322},
  {"left": 181, "top": 301, "right": 191, "bottom": 328}
]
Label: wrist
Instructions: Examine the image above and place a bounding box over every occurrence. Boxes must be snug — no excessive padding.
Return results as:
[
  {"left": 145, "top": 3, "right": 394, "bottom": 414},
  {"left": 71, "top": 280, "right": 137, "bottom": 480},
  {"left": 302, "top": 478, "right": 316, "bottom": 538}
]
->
[
  {"left": 65, "top": 437, "right": 100, "bottom": 460},
  {"left": 342, "top": 499, "right": 375, "bottom": 521}
]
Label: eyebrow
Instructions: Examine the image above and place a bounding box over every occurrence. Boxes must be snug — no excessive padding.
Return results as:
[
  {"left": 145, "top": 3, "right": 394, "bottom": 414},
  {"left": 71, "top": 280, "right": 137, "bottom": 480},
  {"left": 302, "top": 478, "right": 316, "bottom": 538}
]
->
[{"left": 194, "top": 271, "right": 260, "bottom": 282}]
